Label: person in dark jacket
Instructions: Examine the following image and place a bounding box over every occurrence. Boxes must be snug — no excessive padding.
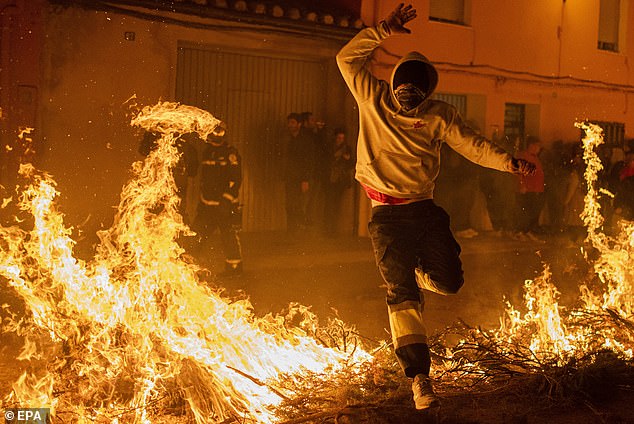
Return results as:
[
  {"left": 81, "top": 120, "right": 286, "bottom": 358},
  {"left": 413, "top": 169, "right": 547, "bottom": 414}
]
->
[
  {"left": 194, "top": 125, "right": 243, "bottom": 277},
  {"left": 614, "top": 152, "right": 634, "bottom": 221},
  {"left": 284, "top": 112, "right": 316, "bottom": 234},
  {"left": 323, "top": 128, "right": 354, "bottom": 236},
  {"left": 301, "top": 111, "right": 329, "bottom": 228}
]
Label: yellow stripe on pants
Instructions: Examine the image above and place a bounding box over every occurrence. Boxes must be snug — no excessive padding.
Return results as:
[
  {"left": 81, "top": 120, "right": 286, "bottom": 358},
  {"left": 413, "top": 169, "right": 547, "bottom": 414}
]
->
[{"left": 388, "top": 301, "right": 427, "bottom": 349}]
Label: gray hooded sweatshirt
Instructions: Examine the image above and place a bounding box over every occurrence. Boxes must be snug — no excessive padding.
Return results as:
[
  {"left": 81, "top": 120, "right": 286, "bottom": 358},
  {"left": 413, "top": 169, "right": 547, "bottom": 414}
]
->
[{"left": 336, "top": 23, "right": 514, "bottom": 201}]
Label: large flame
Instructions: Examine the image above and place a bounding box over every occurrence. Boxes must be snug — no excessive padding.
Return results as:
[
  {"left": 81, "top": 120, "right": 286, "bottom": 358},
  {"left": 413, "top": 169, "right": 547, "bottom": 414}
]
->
[
  {"left": 499, "top": 122, "right": 633, "bottom": 360},
  {"left": 3, "top": 106, "right": 633, "bottom": 420},
  {"left": 438, "top": 122, "right": 633, "bottom": 384},
  {"left": 0, "top": 102, "right": 369, "bottom": 422}
]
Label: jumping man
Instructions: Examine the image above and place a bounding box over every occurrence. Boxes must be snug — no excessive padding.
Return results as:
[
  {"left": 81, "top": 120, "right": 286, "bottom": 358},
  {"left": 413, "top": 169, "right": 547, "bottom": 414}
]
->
[{"left": 336, "top": 3, "right": 536, "bottom": 409}]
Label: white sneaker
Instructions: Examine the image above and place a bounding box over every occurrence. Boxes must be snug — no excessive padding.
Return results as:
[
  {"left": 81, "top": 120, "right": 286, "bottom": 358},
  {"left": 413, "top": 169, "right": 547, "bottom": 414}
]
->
[{"left": 412, "top": 374, "right": 440, "bottom": 410}]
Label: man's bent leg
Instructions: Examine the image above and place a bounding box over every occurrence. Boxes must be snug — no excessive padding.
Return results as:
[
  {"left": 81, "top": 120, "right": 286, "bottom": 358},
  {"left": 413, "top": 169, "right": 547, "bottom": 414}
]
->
[{"left": 416, "top": 203, "right": 464, "bottom": 295}]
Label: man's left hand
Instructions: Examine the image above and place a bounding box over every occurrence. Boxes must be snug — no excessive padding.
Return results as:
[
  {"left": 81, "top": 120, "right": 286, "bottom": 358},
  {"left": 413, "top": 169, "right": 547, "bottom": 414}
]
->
[{"left": 510, "top": 158, "right": 536, "bottom": 176}]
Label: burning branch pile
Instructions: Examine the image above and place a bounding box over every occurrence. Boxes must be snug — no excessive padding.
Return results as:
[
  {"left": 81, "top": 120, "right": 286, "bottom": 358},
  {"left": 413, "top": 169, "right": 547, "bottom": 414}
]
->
[
  {"left": 0, "top": 102, "right": 370, "bottom": 423},
  {"left": 1, "top": 105, "right": 632, "bottom": 424},
  {"left": 426, "top": 122, "right": 634, "bottom": 415},
  {"left": 275, "top": 123, "right": 634, "bottom": 422}
]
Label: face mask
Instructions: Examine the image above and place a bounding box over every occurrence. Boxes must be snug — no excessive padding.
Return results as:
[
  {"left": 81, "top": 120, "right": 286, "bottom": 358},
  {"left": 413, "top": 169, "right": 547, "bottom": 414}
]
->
[{"left": 394, "top": 83, "right": 426, "bottom": 111}]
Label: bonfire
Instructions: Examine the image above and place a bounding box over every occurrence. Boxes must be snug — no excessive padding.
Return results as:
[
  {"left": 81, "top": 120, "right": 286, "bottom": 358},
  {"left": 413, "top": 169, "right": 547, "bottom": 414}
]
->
[
  {"left": 1, "top": 104, "right": 632, "bottom": 423},
  {"left": 0, "top": 102, "right": 371, "bottom": 423}
]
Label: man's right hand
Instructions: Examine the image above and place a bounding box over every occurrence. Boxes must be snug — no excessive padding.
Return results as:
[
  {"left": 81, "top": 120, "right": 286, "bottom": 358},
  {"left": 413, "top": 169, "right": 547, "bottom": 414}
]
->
[{"left": 384, "top": 3, "right": 417, "bottom": 34}]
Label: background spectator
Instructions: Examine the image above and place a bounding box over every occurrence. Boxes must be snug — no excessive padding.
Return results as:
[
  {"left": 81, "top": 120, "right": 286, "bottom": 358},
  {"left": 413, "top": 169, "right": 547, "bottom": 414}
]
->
[
  {"left": 301, "top": 111, "right": 328, "bottom": 230},
  {"left": 563, "top": 146, "right": 586, "bottom": 244},
  {"left": 284, "top": 112, "right": 315, "bottom": 235},
  {"left": 480, "top": 134, "right": 517, "bottom": 237},
  {"left": 323, "top": 128, "right": 354, "bottom": 236},
  {"left": 541, "top": 140, "right": 568, "bottom": 234},
  {"left": 614, "top": 151, "right": 634, "bottom": 221},
  {"left": 514, "top": 136, "right": 545, "bottom": 241},
  {"left": 435, "top": 145, "right": 480, "bottom": 239}
]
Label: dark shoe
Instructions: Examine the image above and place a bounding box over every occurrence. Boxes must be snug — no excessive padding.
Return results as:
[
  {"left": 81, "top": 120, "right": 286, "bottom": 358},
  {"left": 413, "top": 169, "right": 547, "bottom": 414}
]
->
[{"left": 412, "top": 374, "right": 440, "bottom": 410}]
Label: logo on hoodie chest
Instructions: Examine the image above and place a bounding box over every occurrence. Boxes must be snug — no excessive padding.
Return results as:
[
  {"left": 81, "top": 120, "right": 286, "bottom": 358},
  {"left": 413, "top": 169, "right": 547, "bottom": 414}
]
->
[
  {"left": 401, "top": 119, "right": 436, "bottom": 146},
  {"left": 402, "top": 119, "right": 428, "bottom": 131}
]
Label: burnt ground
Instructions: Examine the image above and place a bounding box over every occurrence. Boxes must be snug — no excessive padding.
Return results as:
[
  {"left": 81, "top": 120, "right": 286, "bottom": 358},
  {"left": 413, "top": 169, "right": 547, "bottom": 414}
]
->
[{"left": 1, "top": 228, "right": 633, "bottom": 423}]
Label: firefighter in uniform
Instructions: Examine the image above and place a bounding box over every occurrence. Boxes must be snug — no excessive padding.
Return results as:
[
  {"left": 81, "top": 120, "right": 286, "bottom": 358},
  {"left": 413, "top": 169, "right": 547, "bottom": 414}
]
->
[{"left": 194, "top": 124, "right": 243, "bottom": 277}]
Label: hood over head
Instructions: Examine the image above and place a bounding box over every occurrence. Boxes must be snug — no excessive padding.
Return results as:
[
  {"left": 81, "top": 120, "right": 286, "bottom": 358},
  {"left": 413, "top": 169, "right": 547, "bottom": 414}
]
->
[{"left": 390, "top": 52, "right": 438, "bottom": 110}]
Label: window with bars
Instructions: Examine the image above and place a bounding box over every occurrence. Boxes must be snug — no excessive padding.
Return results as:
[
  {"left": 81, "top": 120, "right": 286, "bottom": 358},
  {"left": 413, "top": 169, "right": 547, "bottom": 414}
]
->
[
  {"left": 431, "top": 93, "right": 467, "bottom": 117},
  {"left": 598, "top": 0, "right": 620, "bottom": 52},
  {"left": 587, "top": 121, "right": 625, "bottom": 147},
  {"left": 429, "top": 0, "right": 466, "bottom": 25},
  {"left": 504, "top": 103, "right": 525, "bottom": 153}
]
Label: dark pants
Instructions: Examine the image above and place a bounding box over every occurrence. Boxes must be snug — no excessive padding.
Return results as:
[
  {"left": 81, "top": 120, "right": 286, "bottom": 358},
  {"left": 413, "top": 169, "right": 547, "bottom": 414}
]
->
[
  {"left": 194, "top": 203, "right": 242, "bottom": 262},
  {"left": 368, "top": 200, "right": 464, "bottom": 377},
  {"left": 323, "top": 182, "right": 347, "bottom": 235},
  {"left": 516, "top": 192, "right": 545, "bottom": 233},
  {"left": 481, "top": 171, "right": 516, "bottom": 232},
  {"left": 285, "top": 180, "right": 309, "bottom": 232}
]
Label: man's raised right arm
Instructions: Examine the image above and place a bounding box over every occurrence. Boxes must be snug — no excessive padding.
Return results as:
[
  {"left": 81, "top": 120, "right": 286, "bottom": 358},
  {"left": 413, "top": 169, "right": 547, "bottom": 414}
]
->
[
  {"left": 336, "top": 24, "right": 389, "bottom": 101},
  {"left": 336, "top": 4, "right": 417, "bottom": 101}
]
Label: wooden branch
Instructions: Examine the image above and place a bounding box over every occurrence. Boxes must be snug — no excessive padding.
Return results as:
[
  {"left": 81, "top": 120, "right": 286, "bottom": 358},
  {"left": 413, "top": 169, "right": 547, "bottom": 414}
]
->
[
  {"left": 606, "top": 308, "right": 634, "bottom": 334},
  {"left": 225, "top": 365, "right": 290, "bottom": 401}
]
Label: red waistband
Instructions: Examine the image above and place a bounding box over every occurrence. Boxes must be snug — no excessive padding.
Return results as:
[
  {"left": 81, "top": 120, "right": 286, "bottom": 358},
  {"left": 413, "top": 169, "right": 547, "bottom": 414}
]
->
[{"left": 361, "top": 184, "right": 411, "bottom": 205}]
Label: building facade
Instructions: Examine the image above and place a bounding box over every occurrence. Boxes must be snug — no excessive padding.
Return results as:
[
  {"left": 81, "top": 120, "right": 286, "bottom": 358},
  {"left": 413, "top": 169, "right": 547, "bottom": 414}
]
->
[
  {"left": 1, "top": 0, "right": 633, "bottom": 236},
  {"left": 363, "top": 0, "right": 633, "bottom": 147}
]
